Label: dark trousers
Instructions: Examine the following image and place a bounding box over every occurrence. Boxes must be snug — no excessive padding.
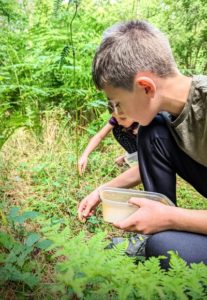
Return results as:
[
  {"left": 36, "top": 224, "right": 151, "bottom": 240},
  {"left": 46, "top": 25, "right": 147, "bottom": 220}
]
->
[
  {"left": 138, "top": 114, "right": 207, "bottom": 204},
  {"left": 138, "top": 114, "right": 207, "bottom": 268},
  {"left": 146, "top": 231, "right": 207, "bottom": 269}
]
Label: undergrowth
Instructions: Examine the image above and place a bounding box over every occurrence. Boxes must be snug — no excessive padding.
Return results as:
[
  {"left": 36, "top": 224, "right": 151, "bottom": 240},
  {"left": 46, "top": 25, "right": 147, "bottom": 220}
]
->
[{"left": 0, "top": 111, "right": 207, "bottom": 299}]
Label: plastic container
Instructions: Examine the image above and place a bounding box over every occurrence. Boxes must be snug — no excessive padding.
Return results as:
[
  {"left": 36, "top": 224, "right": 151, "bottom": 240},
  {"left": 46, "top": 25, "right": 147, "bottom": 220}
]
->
[
  {"left": 99, "top": 187, "right": 175, "bottom": 223},
  {"left": 124, "top": 151, "right": 138, "bottom": 167}
]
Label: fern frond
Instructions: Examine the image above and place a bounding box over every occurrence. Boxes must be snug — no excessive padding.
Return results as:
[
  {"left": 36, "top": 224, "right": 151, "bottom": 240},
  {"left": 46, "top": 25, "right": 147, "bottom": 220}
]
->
[
  {"left": 59, "top": 45, "right": 70, "bottom": 69},
  {"left": 53, "top": 0, "right": 63, "bottom": 17}
]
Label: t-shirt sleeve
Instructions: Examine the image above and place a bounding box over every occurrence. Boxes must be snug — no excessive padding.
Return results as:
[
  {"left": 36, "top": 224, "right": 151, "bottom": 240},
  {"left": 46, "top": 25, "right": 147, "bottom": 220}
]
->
[{"left": 108, "top": 117, "right": 118, "bottom": 126}]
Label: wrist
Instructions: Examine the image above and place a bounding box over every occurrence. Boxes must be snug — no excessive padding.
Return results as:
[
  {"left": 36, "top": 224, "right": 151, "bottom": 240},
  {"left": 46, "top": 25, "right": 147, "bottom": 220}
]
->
[
  {"left": 95, "top": 184, "right": 110, "bottom": 202},
  {"left": 165, "top": 206, "right": 182, "bottom": 230},
  {"left": 94, "top": 187, "right": 102, "bottom": 202}
]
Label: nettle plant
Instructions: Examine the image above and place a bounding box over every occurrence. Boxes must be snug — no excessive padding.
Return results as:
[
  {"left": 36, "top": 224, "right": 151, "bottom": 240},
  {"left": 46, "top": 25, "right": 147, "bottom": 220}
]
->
[
  {"left": 43, "top": 223, "right": 207, "bottom": 300},
  {"left": 0, "top": 207, "right": 52, "bottom": 289}
]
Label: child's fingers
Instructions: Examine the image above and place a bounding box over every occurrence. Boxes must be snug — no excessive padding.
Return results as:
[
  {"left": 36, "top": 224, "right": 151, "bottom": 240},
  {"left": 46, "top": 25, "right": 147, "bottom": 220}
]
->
[
  {"left": 79, "top": 163, "right": 86, "bottom": 176},
  {"left": 113, "top": 213, "right": 138, "bottom": 230},
  {"left": 88, "top": 210, "right": 95, "bottom": 217},
  {"left": 78, "top": 210, "right": 84, "bottom": 221},
  {"left": 78, "top": 201, "right": 86, "bottom": 220},
  {"left": 82, "top": 161, "right": 87, "bottom": 172},
  {"left": 82, "top": 203, "right": 94, "bottom": 218}
]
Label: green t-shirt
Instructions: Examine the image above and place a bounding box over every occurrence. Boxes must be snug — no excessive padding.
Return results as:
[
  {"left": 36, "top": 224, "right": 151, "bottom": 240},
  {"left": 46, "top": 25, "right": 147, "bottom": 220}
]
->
[{"left": 165, "top": 75, "right": 207, "bottom": 167}]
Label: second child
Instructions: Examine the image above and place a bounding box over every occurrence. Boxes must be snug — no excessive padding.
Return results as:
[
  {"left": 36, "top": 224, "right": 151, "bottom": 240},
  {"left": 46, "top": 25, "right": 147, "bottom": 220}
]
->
[{"left": 78, "top": 110, "right": 139, "bottom": 175}]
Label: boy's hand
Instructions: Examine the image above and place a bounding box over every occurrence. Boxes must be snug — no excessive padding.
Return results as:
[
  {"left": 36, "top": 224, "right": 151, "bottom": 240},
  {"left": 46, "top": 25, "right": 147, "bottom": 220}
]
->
[
  {"left": 78, "top": 189, "right": 101, "bottom": 222},
  {"left": 113, "top": 197, "right": 173, "bottom": 234},
  {"left": 78, "top": 155, "right": 88, "bottom": 175},
  {"left": 115, "top": 155, "right": 125, "bottom": 166}
]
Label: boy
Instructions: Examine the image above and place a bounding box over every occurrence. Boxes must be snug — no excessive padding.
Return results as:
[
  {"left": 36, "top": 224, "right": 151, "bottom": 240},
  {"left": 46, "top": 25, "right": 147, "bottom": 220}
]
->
[{"left": 78, "top": 20, "right": 207, "bottom": 269}]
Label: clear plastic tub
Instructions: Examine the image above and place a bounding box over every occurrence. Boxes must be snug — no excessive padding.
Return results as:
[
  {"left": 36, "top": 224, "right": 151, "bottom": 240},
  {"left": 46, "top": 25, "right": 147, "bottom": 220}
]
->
[
  {"left": 99, "top": 187, "right": 175, "bottom": 223},
  {"left": 124, "top": 151, "right": 138, "bottom": 167}
]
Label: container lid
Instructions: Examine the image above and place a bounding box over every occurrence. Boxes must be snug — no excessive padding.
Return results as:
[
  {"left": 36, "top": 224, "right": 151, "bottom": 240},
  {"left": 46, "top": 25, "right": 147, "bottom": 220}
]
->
[
  {"left": 125, "top": 151, "right": 138, "bottom": 160},
  {"left": 124, "top": 152, "right": 138, "bottom": 165},
  {"left": 99, "top": 187, "right": 175, "bottom": 206}
]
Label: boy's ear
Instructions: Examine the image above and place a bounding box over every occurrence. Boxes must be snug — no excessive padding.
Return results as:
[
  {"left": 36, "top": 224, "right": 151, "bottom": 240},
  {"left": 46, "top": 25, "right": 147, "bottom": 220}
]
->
[{"left": 135, "top": 76, "right": 156, "bottom": 96}]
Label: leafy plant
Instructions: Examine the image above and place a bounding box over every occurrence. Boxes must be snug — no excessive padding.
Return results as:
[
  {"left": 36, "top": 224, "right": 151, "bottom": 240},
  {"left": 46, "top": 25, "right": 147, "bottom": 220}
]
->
[
  {"left": 42, "top": 224, "right": 207, "bottom": 299},
  {"left": 1, "top": 1, "right": 207, "bottom": 298},
  {"left": 0, "top": 207, "right": 52, "bottom": 289}
]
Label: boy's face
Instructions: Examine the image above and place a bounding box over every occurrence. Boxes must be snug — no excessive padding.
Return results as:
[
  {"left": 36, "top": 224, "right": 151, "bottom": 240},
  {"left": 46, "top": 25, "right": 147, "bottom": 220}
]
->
[{"left": 104, "top": 81, "right": 158, "bottom": 126}]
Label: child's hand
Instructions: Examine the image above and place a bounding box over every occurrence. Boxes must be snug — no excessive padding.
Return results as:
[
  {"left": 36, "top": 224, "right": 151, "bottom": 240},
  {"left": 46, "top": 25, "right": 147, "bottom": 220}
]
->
[
  {"left": 115, "top": 155, "right": 125, "bottom": 166},
  {"left": 113, "top": 197, "right": 173, "bottom": 234},
  {"left": 78, "top": 155, "right": 88, "bottom": 175},
  {"left": 78, "top": 189, "right": 101, "bottom": 222}
]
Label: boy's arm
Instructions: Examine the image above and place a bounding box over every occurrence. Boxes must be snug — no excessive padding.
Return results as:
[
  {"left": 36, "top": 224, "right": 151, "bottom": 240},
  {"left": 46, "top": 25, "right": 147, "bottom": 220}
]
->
[
  {"left": 78, "top": 123, "right": 113, "bottom": 175},
  {"left": 100, "top": 165, "right": 141, "bottom": 189},
  {"left": 170, "top": 207, "right": 207, "bottom": 235},
  {"left": 114, "top": 198, "right": 207, "bottom": 235}
]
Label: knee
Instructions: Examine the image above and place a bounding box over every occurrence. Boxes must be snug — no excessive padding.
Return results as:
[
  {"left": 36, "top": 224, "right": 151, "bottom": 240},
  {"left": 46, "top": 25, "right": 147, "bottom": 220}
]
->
[
  {"left": 146, "top": 231, "right": 207, "bottom": 269},
  {"left": 146, "top": 232, "right": 170, "bottom": 257},
  {"left": 145, "top": 231, "right": 173, "bottom": 270}
]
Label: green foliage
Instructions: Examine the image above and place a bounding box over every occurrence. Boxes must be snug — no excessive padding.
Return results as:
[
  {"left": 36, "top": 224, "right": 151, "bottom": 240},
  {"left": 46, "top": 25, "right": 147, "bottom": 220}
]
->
[
  {"left": 0, "top": 208, "right": 42, "bottom": 289},
  {"left": 0, "top": 113, "right": 207, "bottom": 298},
  {"left": 1, "top": 1, "right": 207, "bottom": 298},
  {"left": 40, "top": 224, "right": 207, "bottom": 299},
  {"left": 1, "top": 0, "right": 207, "bottom": 147},
  {"left": 8, "top": 206, "right": 40, "bottom": 225},
  {"left": 0, "top": 0, "right": 20, "bottom": 23},
  {"left": 0, "top": 0, "right": 137, "bottom": 146},
  {"left": 141, "top": 0, "right": 207, "bottom": 74},
  {"left": 53, "top": 0, "right": 64, "bottom": 16}
]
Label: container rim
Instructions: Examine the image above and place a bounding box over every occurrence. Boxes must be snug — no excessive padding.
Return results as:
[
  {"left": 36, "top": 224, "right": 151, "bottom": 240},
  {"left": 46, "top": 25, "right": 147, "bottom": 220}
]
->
[
  {"left": 99, "top": 187, "right": 175, "bottom": 206},
  {"left": 101, "top": 199, "right": 139, "bottom": 207}
]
